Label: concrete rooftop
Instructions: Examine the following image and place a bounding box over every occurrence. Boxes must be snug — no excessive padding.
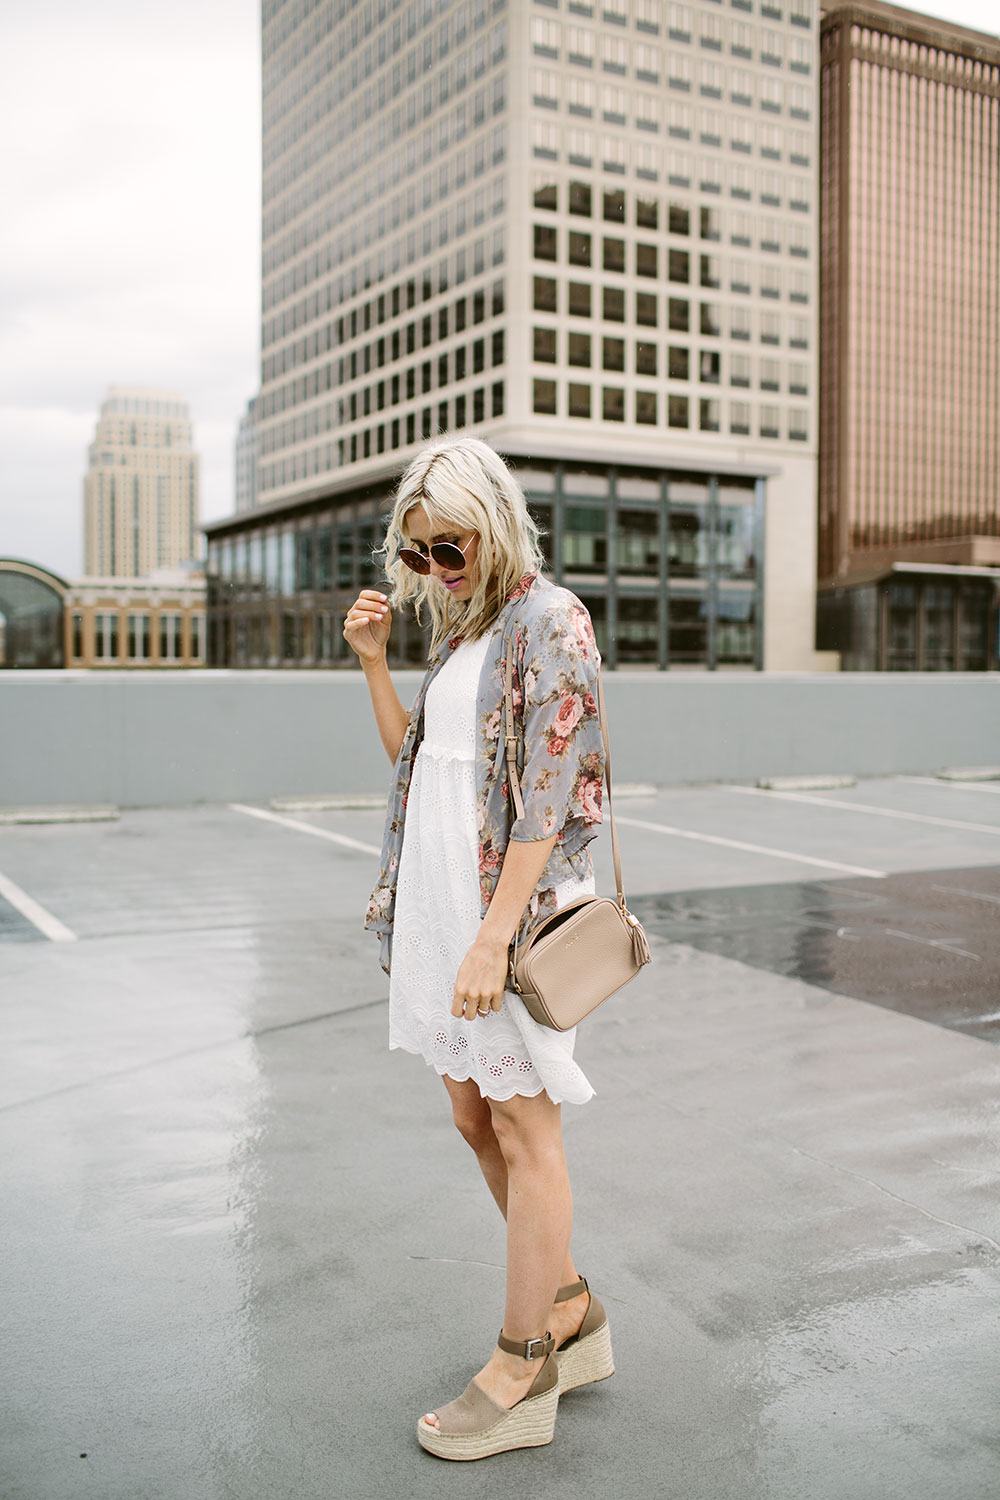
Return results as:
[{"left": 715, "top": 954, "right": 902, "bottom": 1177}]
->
[{"left": 1, "top": 776, "right": 999, "bottom": 1500}]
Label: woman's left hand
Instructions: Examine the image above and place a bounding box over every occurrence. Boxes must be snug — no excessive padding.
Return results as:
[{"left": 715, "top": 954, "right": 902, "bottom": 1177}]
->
[{"left": 452, "top": 935, "right": 510, "bottom": 1020}]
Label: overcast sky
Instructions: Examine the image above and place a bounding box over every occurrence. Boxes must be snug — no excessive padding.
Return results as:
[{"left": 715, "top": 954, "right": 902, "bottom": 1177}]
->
[{"left": 0, "top": 0, "right": 996, "bottom": 578}]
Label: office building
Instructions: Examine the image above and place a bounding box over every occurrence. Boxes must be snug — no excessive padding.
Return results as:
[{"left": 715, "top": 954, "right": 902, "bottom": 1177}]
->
[
  {"left": 84, "top": 386, "right": 200, "bottom": 577},
  {"left": 235, "top": 397, "right": 261, "bottom": 512},
  {"left": 207, "top": 0, "right": 833, "bottom": 670},
  {"left": 817, "top": 0, "right": 1000, "bottom": 670}
]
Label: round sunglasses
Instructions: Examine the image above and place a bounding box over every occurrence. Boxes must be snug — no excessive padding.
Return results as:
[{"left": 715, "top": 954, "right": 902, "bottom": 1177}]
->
[{"left": 397, "top": 535, "right": 474, "bottom": 575}]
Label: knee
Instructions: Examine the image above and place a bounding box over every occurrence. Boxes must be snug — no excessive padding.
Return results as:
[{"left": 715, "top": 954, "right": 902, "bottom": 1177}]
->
[
  {"left": 488, "top": 1106, "right": 534, "bottom": 1170},
  {"left": 451, "top": 1095, "right": 497, "bottom": 1154}
]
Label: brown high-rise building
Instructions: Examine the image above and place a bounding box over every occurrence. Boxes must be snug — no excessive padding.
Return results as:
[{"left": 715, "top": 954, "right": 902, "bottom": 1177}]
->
[{"left": 818, "top": 1, "right": 1000, "bottom": 669}]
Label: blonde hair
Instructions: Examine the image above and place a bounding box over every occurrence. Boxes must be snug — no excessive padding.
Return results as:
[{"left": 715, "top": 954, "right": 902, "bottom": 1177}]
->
[{"left": 382, "top": 436, "right": 544, "bottom": 659}]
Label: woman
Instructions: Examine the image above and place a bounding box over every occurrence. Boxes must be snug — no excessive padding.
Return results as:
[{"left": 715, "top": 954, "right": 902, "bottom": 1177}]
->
[{"left": 343, "top": 436, "right": 613, "bottom": 1461}]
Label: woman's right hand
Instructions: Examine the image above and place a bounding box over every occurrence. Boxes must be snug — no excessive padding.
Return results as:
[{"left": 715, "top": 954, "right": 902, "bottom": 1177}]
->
[{"left": 343, "top": 590, "right": 392, "bottom": 665}]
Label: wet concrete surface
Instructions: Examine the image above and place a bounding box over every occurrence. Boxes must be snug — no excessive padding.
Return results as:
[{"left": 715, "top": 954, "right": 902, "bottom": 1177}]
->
[
  {"left": 1, "top": 784, "right": 999, "bottom": 1500},
  {"left": 632, "top": 865, "right": 1000, "bottom": 1043}
]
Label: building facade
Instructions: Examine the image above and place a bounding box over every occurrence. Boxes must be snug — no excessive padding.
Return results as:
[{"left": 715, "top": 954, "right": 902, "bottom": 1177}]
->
[
  {"left": 235, "top": 397, "right": 261, "bottom": 512},
  {"left": 817, "top": 1, "right": 1000, "bottom": 668},
  {"left": 84, "top": 386, "right": 200, "bottom": 577},
  {"left": 0, "top": 560, "right": 206, "bottom": 669},
  {"left": 208, "top": 0, "right": 834, "bottom": 670}
]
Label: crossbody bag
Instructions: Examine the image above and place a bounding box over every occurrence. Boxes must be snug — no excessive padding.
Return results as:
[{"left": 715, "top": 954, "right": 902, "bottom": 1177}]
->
[{"left": 502, "top": 650, "right": 652, "bottom": 1030}]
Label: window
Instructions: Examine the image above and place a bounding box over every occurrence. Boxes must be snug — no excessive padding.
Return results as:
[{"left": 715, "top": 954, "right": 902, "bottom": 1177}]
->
[
  {"left": 603, "top": 237, "right": 626, "bottom": 272},
  {"left": 635, "top": 43, "right": 662, "bottom": 80},
  {"left": 533, "top": 328, "right": 557, "bottom": 363},
  {"left": 568, "top": 383, "right": 591, "bottom": 417},
  {"left": 636, "top": 391, "right": 657, "bottom": 425},
  {"left": 569, "top": 180, "right": 593, "bottom": 216},
  {"left": 602, "top": 84, "right": 626, "bottom": 122},
  {"left": 636, "top": 243, "right": 658, "bottom": 278},
  {"left": 729, "top": 400, "right": 751, "bottom": 435},
  {"left": 636, "top": 292, "right": 658, "bottom": 326},
  {"left": 668, "top": 394, "right": 689, "bottom": 428},
  {"left": 603, "top": 387, "right": 625, "bottom": 421},
  {"left": 71, "top": 612, "right": 84, "bottom": 659},
  {"left": 668, "top": 345, "right": 690, "bottom": 379},
  {"left": 533, "top": 69, "right": 559, "bottom": 106},
  {"left": 95, "top": 612, "right": 119, "bottom": 661},
  {"left": 567, "top": 26, "right": 595, "bottom": 65},
  {"left": 603, "top": 287, "right": 626, "bottom": 322},
  {"left": 533, "top": 379, "right": 557, "bottom": 414},
  {"left": 602, "top": 337, "right": 625, "bottom": 371},
  {"left": 128, "top": 612, "right": 150, "bottom": 661},
  {"left": 668, "top": 298, "right": 690, "bottom": 331},
  {"left": 788, "top": 408, "right": 809, "bottom": 441},
  {"left": 603, "top": 188, "right": 626, "bottom": 223},
  {"left": 159, "top": 612, "right": 182, "bottom": 661},
  {"left": 700, "top": 350, "right": 721, "bottom": 383},
  {"left": 569, "top": 332, "right": 592, "bottom": 366},
  {"left": 533, "top": 225, "right": 557, "bottom": 261},
  {"left": 636, "top": 195, "right": 659, "bottom": 229},
  {"left": 531, "top": 17, "right": 560, "bottom": 57},
  {"left": 568, "top": 77, "right": 595, "bottom": 115},
  {"left": 669, "top": 248, "right": 690, "bottom": 282},
  {"left": 534, "top": 276, "right": 557, "bottom": 312},
  {"left": 190, "top": 614, "right": 203, "bottom": 661},
  {"left": 699, "top": 398, "right": 720, "bottom": 431},
  {"left": 636, "top": 341, "right": 657, "bottom": 375},
  {"left": 533, "top": 176, "right": 558, "bottom": 210},
  {"left": 700, "top": 302, "right": 721, "bottom": 336},
  {"left": 569, "top": 282, "right": 592, "bottom": 317},
  {"left": 668, "top": 201, "right": 690, "bottom": 234},
  {"left": 569, "top": 231, "right": 593, "bottom": 266},
  {"left": 700, "top": 253, "right": 722, "bottom": 288},
  {"left": 730, "top": 352, "right": 751, "bottom": 386},
  {"left": 602, "top": 36, "right": 627, "bottom": 73},
  {"left": 759, "top": 404, "right": 780, "bottom": 438}
]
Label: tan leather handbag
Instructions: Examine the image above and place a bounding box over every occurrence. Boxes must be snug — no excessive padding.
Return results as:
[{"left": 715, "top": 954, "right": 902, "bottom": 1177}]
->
[{"left": 503, "top": 654, "right": 652, "bottom": 1030}]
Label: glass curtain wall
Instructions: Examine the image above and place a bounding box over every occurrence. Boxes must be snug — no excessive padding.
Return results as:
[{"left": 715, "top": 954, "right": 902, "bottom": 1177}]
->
[{"left": 206, "top": 464, "right": 765, "bottom": 670}]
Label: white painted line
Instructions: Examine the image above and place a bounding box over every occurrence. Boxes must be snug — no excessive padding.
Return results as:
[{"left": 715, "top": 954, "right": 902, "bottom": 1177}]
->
[
  {"left": 884, "top": 928, "right": 981, "bottom": 962},
  {"left": 614, "top": 815, "right": 887, "bottom": 878},
  {"left": 728, "top": 785, "right": 1000, "bottom": 837},
  {"left": 0, "top": 871, "right": 76, "bottom": 943},
  {"left": 229, "top": 802, "right": 381, "bottom": 856},
  {"left": 931, "top": 883, "right": 1000, "bottom": 906},
  {"left": 896, "top": 776, "right": 1000, "bottom": 797}
]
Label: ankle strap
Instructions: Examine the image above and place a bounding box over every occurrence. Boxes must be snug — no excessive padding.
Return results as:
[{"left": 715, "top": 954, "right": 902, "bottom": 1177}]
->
[
  {"left": 497, "top": 1331, "right": 554, "bottom": 1360},
  {"left": 555, "top": 1276, "right": 589, "bottom": 1303}
]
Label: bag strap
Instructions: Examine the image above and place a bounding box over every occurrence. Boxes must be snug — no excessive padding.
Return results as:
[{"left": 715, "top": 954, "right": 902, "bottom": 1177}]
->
[{"left": 503, "top": 647, "right": 626, "bottom": 908}]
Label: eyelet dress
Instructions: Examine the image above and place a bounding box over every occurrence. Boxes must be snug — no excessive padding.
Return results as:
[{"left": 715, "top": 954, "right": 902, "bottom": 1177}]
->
[{"left": 388, "top": 631, "right": 595, "bottom": 1105}]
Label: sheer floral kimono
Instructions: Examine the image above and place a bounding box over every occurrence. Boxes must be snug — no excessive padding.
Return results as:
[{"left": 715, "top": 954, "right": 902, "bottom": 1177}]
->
[{"left": 365, "top": 572, "right": 605, "bottom": 975}]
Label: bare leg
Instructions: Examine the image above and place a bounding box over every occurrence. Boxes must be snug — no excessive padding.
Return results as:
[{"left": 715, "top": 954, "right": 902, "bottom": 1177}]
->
[{"left": 425, "top": 1088, "right": 583, "bottom": 1427}]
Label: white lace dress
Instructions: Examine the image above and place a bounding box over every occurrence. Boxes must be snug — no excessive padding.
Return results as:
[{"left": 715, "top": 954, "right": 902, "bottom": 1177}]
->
[{"left": 388, "top": 631, "right": 595, "bottom": 1105}]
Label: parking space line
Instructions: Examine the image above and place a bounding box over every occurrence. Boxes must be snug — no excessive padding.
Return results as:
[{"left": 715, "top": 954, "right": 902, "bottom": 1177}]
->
[
  {"left": 0, "top": 871, "right": 76, "bottom": 943},
  {"left": 229, "top": 802, "right": 381, "bottom": 855},
  {"left": 614, "top": 816, "right": 886, "bottom": 878},
  {"left": 728, "top": 786, "right": 1000, "bottom": 836},
  {"left": 896, "top": 776, "right": 1000, "bottom": 797}
]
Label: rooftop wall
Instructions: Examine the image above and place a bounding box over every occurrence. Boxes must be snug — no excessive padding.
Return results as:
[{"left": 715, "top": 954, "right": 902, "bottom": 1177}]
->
[{"left": 1, "top": 671, "right": 997, "bottom": 808}]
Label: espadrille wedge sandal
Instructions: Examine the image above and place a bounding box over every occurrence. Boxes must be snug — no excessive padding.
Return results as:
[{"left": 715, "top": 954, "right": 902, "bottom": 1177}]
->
[
  {"left": 416, "top": 1332, "right": 560, "bottom": 1461},
  {"left": 553, "top": 1277, "right": 615, "bottom": 1392}
]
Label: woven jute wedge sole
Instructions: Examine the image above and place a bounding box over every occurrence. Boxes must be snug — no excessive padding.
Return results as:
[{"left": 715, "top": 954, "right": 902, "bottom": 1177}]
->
[
  {"left": 417, "top": 1379, "right": 559, "bottom": 1461},
  {"left": 556, "top": 1315, "right": 615, "bottom": 1393}
]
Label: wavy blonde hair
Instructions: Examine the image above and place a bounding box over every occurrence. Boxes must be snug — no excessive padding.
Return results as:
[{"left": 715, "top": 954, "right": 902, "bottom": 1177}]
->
[{"left": 382, "top": 436, "right": 544, "bottom": 659}]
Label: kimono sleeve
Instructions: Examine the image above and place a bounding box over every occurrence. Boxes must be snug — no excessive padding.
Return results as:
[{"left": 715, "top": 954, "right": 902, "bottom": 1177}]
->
[{"left": 508, "top": 595, "right": 605, "bottom": 846}]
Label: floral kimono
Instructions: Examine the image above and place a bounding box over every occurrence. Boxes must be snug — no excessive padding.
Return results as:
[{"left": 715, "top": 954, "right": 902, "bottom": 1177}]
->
[{"left": 365, "top": 572, "right": 605, "bottom": 975}]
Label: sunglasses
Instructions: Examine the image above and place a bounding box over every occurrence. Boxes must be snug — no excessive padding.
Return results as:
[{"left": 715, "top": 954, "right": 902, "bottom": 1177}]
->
[{"left": 398, "top": 535, "right": 474, "bottom": 576}]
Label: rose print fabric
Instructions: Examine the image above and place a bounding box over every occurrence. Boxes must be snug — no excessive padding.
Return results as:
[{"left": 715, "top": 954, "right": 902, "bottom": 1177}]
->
[{"left": 366, "top": 572, "right": 605, "bottom": 979}]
